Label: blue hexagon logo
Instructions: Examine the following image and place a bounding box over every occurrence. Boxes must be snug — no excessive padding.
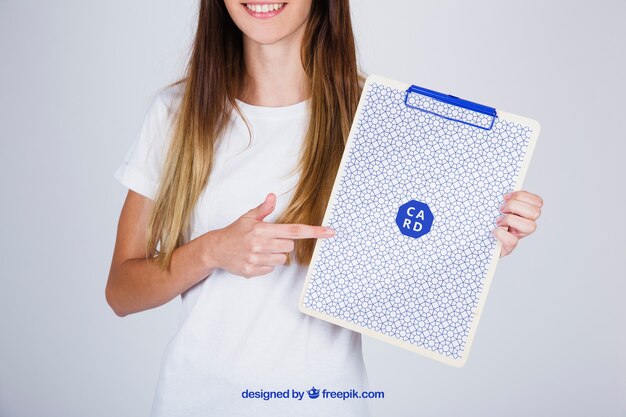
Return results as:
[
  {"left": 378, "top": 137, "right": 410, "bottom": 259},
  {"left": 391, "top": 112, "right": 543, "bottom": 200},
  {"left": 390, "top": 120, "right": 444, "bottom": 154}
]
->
[{"left": 396, "top": 200, "right": 434, "bottom": 238}]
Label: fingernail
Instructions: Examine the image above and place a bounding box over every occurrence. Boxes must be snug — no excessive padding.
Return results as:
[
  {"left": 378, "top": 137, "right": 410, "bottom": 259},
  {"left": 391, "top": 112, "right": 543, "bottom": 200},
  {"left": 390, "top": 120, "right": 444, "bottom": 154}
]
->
[
  {"left": 325, "top": 227, "right": 335, "bottom": 236},
  {"left": 503, "top": 193, "right": 511, "bottom": 200}
]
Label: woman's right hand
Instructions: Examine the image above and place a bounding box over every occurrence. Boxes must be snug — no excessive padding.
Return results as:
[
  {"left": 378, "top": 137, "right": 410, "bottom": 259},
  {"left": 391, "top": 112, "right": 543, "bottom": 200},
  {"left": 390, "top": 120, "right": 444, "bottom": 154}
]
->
[{"left": 206, "top": 192, "right": 335, "bottom": 278}]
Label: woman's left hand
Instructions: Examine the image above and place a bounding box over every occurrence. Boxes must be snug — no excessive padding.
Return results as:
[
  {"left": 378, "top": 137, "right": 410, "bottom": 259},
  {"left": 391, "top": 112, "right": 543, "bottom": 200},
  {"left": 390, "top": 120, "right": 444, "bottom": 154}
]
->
[{"left": 492, "top": 190, "right": 543, "bottom": 258}]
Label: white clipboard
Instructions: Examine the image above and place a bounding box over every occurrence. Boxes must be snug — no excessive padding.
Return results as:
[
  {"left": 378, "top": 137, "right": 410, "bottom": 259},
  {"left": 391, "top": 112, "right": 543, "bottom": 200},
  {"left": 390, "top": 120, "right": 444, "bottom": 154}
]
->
[{"left": 298, "top": 74, "right": 540, "bottom": 367}]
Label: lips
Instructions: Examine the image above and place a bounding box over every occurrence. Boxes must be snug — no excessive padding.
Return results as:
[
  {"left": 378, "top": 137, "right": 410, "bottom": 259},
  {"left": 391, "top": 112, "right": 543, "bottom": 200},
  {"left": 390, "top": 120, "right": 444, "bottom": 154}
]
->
[{"left": 242, "top": 2, "right": 287, "bottom": 19}]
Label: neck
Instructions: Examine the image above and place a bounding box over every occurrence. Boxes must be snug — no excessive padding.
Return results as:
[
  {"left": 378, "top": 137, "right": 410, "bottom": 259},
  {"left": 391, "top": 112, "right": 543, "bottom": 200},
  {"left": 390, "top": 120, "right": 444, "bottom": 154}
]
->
[{"left": 239, "top": 25, "right": 310, "bottom": 107}]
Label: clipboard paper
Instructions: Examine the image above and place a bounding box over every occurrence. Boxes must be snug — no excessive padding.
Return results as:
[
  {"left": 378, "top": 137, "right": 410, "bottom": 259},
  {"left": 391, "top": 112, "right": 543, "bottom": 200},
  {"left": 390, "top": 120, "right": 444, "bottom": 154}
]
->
[{"left": 298, "top": 74, "right": 540, "bottom": 367}]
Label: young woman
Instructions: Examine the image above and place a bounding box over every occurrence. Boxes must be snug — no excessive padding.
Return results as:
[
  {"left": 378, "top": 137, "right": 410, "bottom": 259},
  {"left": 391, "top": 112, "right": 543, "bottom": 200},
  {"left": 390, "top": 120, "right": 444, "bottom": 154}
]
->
[{"left": 106, "top": 0, "right": 544, "bottom": 415}]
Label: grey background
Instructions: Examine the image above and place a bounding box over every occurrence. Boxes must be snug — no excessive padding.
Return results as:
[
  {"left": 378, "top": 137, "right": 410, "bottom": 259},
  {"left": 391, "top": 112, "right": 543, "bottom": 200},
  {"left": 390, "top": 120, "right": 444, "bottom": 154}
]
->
[{"left": 1, "top": 0, "right": 624, "bottom": 416}]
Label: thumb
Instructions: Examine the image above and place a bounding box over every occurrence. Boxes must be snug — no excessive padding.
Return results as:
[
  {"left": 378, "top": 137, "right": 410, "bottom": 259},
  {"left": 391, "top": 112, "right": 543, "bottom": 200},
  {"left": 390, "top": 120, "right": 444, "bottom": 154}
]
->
[{"left": 244, "top": 192, "right": 276, "bottom": 222}]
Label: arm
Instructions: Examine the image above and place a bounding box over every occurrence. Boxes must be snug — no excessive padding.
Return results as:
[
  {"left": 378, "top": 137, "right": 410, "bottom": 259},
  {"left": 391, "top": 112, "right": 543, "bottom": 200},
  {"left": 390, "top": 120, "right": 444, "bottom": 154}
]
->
[{"left": 105, "top": 190, "right": 218, "bottom": 317}]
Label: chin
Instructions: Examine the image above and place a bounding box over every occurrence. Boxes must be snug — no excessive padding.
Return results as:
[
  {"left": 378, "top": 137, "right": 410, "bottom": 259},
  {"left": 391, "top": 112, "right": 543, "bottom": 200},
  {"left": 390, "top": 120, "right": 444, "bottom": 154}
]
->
[{"left": 244, "top": 31, "right": 290, "bottom": 45}]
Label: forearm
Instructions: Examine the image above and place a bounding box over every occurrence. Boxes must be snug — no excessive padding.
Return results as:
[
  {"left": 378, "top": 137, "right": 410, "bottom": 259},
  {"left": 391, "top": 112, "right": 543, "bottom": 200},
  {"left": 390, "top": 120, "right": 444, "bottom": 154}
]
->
[{"left": 106, "top": 230, "right": 220, "bottom": 317}]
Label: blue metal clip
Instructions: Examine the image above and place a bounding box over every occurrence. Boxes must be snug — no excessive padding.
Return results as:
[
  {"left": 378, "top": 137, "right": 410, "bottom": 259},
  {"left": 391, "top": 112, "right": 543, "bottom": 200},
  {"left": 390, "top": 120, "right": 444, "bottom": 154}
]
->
[{"left": 404, "top": 85, "right": 498, "bottom": 130}]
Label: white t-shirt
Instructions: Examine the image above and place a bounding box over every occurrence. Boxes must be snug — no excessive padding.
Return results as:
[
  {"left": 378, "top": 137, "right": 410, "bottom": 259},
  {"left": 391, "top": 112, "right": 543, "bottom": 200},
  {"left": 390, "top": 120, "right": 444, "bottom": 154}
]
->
[{"left": 113, "top": 83, "right": 372, "bottom": 417}]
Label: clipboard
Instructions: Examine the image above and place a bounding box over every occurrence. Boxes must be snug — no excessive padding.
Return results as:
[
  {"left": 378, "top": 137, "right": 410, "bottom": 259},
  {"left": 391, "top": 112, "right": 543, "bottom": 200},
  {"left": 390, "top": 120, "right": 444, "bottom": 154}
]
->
[{"left": 298, "top": 74, "right": 540, "bottom": 367}]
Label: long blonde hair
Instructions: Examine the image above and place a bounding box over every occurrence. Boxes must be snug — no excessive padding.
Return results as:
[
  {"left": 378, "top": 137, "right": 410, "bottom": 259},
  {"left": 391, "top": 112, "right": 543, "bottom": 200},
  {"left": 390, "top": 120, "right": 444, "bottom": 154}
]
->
[{"left": 147, "top": 0, "right": 366, "bottom": 270}]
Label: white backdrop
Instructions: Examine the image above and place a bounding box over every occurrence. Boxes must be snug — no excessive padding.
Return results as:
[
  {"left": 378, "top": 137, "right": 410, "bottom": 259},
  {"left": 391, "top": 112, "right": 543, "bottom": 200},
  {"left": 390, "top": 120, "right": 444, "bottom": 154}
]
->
[{"left": 1, "top": 1, "right": 624, "bottom": 416}]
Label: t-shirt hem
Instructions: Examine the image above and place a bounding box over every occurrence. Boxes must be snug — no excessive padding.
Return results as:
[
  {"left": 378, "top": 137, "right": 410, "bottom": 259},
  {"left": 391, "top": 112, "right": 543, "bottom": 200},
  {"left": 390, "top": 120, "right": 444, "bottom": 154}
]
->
[{"left": 113, "top": 162, "right": 158, "bottom": 200}]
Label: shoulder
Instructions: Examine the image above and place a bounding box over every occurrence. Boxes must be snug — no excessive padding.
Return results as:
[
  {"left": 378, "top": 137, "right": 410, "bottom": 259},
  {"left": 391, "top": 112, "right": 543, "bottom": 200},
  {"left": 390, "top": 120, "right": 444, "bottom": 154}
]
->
[
  {"left": 139, "top": 80, "right": 186, "bottom": 143},
  {"left": 131, "top": 81, "right": 186, "bottom": 152},
  {"left": 152, "top": 80, "right": 186, "bottom": 121}
]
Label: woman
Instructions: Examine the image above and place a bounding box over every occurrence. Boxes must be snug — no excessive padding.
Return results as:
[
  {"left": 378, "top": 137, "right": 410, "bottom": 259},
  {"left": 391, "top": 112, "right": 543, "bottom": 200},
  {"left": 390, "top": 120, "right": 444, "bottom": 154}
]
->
[{"left": 106, "top": 0, "right": 544, "bottom": 415}]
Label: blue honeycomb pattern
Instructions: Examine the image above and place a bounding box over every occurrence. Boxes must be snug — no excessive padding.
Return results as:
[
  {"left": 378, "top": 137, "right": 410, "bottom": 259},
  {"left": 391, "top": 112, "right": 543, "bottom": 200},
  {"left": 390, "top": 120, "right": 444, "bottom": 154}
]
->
[{"left": 302, "top": 82, "right": 533, "bottom": 359}]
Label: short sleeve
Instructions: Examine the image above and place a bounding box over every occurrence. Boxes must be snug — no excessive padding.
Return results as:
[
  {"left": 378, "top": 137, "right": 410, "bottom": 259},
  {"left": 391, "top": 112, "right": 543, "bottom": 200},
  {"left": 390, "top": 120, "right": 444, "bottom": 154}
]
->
[{"left": 113, "top": 92, "right": 174, "bottom": 200}]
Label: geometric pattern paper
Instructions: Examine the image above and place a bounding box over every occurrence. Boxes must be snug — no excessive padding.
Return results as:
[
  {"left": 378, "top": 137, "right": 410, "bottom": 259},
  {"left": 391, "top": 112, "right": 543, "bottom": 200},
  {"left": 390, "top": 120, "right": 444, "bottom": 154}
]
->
[{"left": 299, "top": 74, "right": 540, "bottom": 367}]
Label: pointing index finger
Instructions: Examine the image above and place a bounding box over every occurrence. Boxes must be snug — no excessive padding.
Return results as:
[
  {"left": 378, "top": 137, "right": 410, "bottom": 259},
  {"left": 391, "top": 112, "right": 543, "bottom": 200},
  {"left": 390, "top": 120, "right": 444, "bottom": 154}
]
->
[{"left": 268, "top": 223, "right": 335, "bottom": 239}]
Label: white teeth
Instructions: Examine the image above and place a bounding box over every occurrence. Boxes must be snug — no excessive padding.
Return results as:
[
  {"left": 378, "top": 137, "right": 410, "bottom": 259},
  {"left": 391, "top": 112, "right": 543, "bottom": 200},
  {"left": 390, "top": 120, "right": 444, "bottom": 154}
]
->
[{"left": 245, "top": 3, "right": 285, "bottom": 13}]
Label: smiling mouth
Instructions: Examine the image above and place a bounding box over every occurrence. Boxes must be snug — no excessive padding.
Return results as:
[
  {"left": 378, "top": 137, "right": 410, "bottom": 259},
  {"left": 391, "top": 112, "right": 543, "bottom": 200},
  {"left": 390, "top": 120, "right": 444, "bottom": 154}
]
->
[{"left": 242, "top": 2, "right": 287, "bottom": 18}]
